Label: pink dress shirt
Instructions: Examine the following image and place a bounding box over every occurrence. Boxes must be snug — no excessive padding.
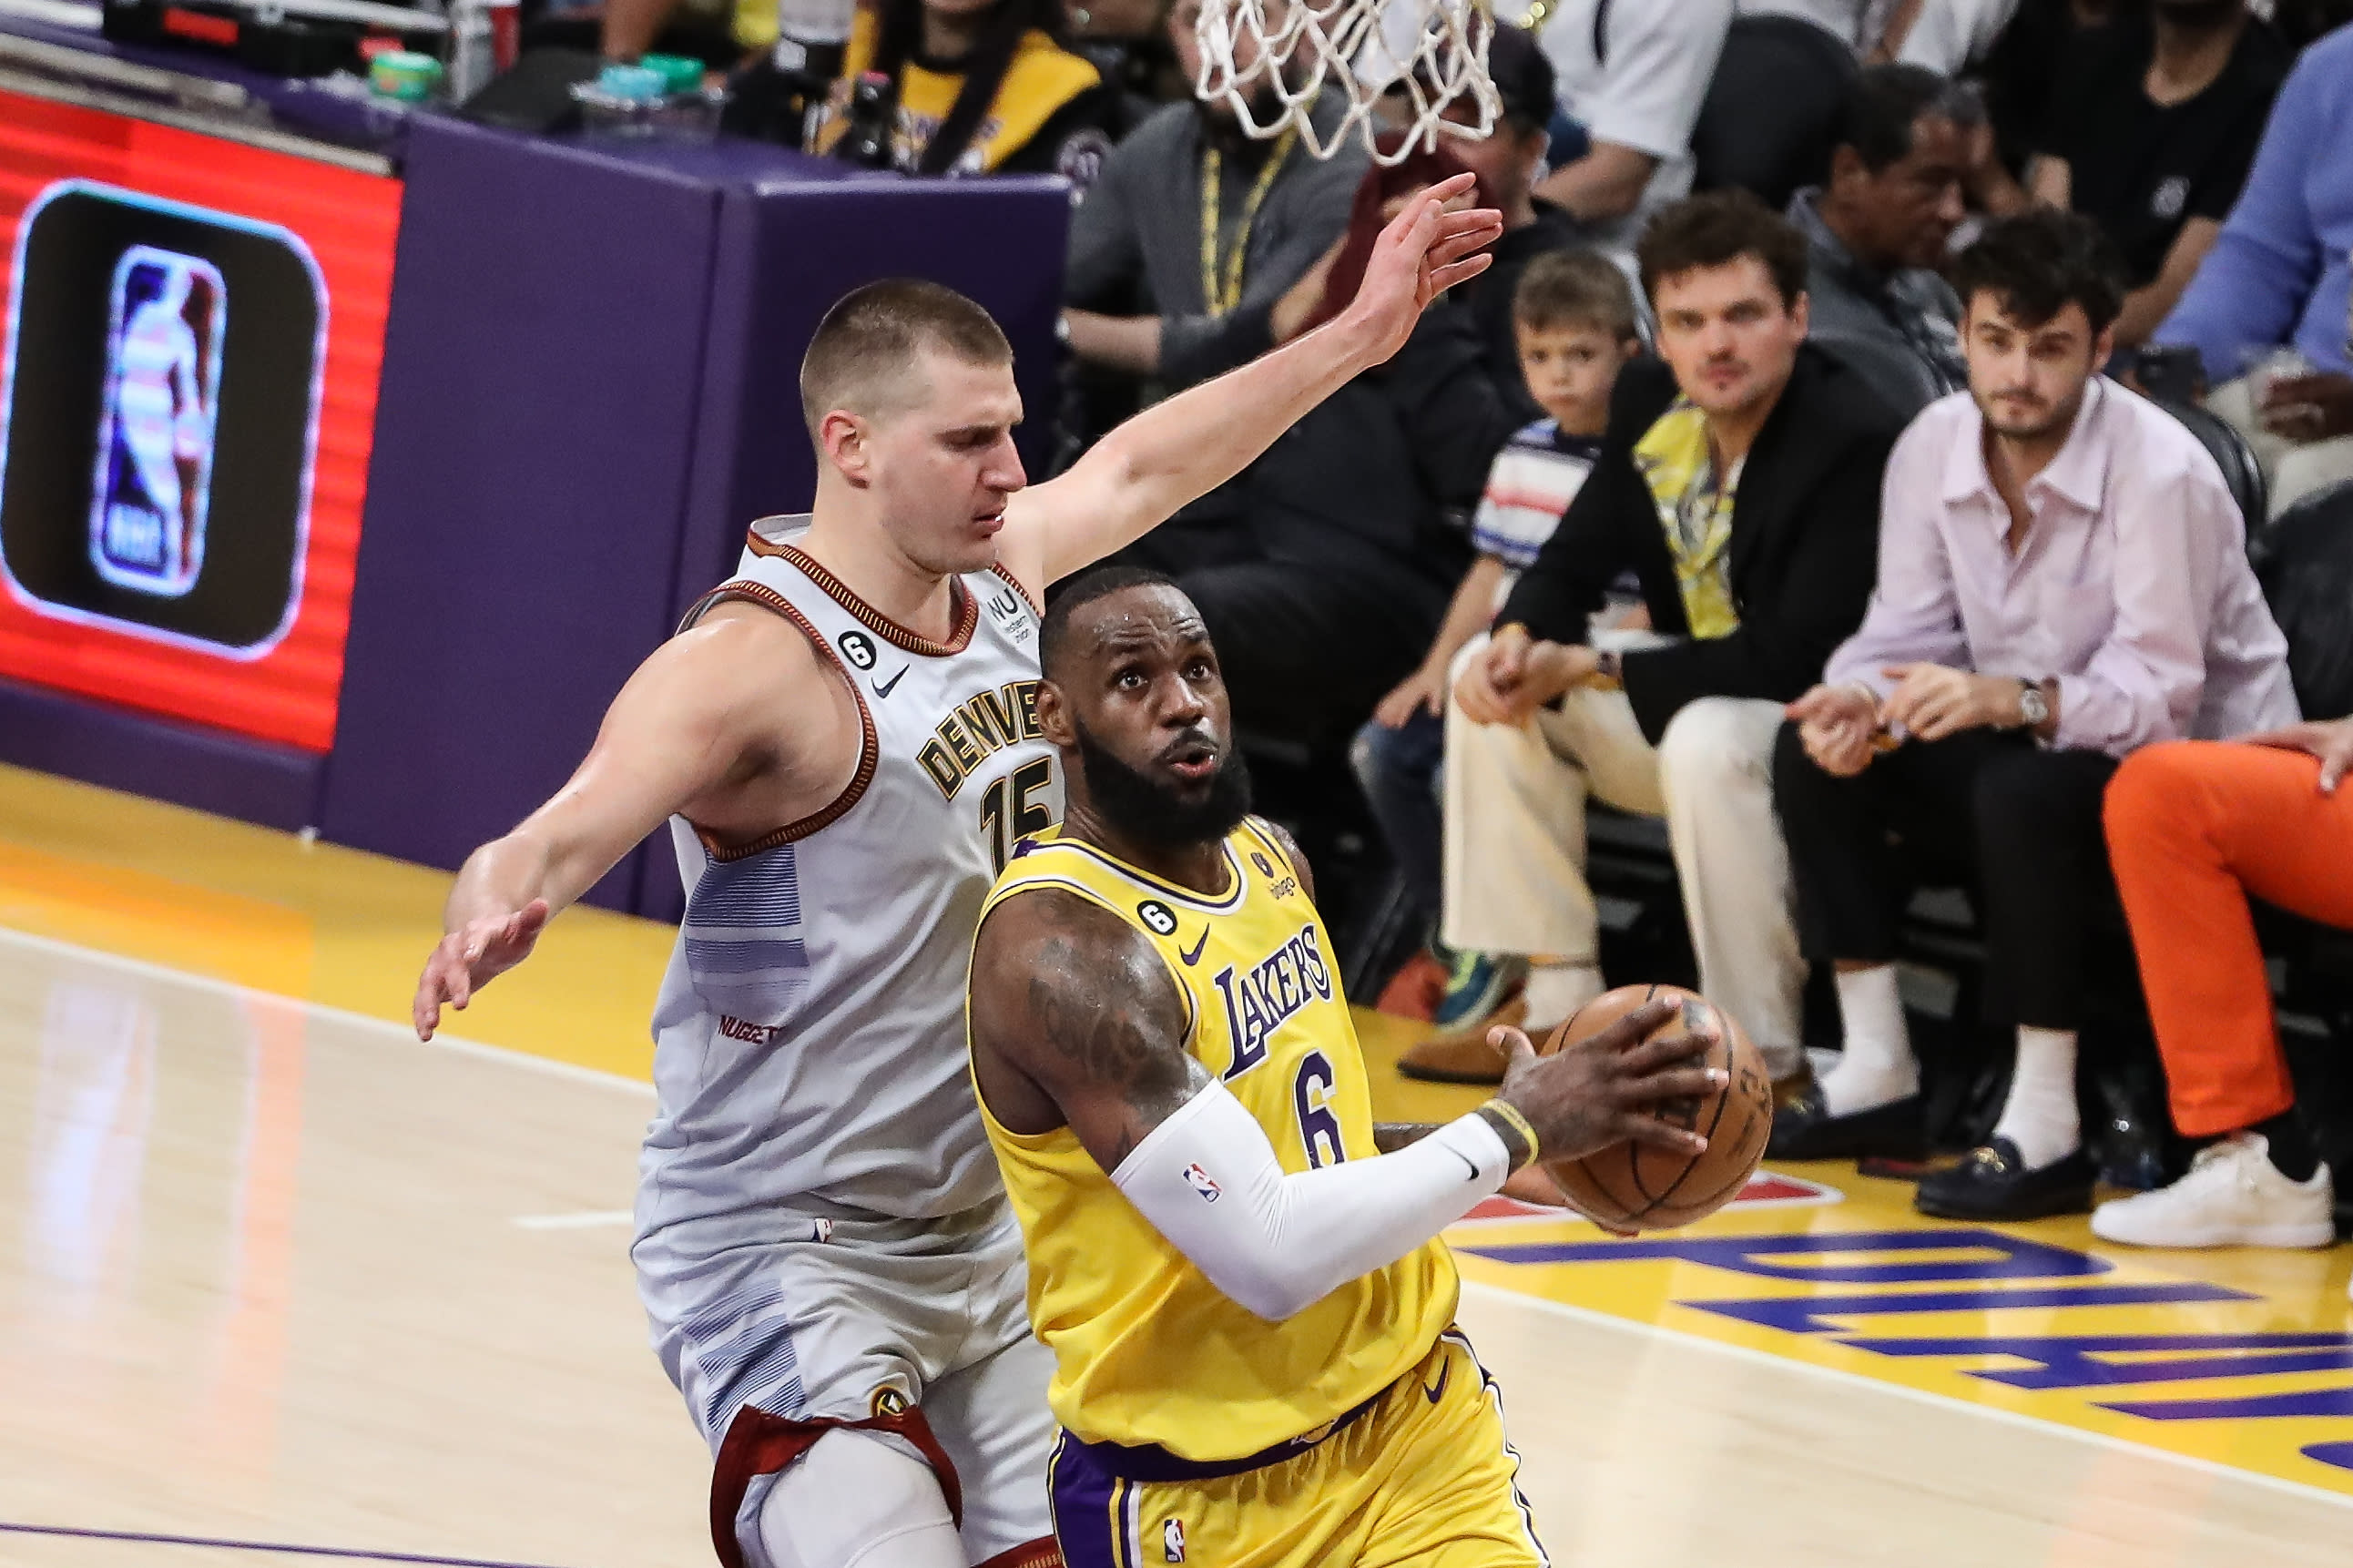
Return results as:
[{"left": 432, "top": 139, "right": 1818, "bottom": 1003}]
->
[{"left": 1824, "top": 378, "right": 2298, "bottom": 756}]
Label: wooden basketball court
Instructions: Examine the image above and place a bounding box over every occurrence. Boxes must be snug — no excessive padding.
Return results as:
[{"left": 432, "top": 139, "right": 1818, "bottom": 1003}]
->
[{"left": 2, "top": 761, "right": 2346, "bottom": 1566}]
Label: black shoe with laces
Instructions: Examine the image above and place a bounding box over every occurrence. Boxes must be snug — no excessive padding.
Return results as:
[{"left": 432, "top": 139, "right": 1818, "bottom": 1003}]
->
[{"left": 1913, "top": 1136, "right": 2097, "bottom": 1221}]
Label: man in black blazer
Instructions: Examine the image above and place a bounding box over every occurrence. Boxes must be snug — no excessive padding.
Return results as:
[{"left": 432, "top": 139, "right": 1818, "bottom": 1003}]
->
[{"left": 1403, "top": 191, "right": 1906, "bottom": 1085}]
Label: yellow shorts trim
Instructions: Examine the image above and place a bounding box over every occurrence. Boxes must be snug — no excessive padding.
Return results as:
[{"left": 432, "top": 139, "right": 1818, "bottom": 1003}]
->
[{"left": 1049, "top": 1329, "right": 1547, "bottom": 1568}]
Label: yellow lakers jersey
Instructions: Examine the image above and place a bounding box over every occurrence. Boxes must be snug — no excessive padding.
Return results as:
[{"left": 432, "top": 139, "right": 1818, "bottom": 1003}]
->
[{"left": 973, "top": 819, "right": 1460, "bottom": 1462}]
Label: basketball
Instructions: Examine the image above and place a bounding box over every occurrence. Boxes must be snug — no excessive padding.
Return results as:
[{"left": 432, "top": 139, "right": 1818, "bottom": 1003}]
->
[{"left": 1536, "top": 983, "right": 1773, "bottom": 1231}]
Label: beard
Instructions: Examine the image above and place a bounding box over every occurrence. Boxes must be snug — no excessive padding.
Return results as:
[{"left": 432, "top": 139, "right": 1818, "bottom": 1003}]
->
[{"left": 1072, "top": 718, "right": 1254, "bottom": 851}]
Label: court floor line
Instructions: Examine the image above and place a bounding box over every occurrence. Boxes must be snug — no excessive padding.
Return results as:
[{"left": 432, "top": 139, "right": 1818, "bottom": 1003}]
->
[
  {"left": 0, "top": 926, "right": 654, "bottom": 1097},
  {"left": 1461, "top": 1278, "right": 2353, "bottom": 1513},
  {"left": 0, "top": 1521, "right": 576, "bottom": 1568},
  {"left": 17, "top": 922, "right": 2345, "bottom": 1515}
]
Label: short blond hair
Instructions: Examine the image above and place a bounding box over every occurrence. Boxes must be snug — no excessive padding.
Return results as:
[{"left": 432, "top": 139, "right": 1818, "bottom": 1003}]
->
[{"left": 800, "top": 279, "right": 1013, "bottom": 432}]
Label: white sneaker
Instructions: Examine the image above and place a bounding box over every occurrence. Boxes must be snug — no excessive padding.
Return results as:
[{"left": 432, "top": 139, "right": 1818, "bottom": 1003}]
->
[{"left": 2092, "top": 1134, "right": 2336, "bottom": 1250}]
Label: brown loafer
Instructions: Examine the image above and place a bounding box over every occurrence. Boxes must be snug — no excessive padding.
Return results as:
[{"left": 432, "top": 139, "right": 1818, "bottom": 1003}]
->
[{"left": 1397, "top": 997, "right": 1529, "bottom": 1084}]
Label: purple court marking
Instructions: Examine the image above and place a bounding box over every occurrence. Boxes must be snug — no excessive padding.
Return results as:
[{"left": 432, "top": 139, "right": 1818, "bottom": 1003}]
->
[{"left": 0, "top": 1521, "right": 576, "bottom": 1568}]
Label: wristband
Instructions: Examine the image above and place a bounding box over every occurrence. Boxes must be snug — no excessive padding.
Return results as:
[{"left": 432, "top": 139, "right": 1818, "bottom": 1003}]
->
[{"left": 1479, "top": 1098, "right": 1541, "bottom": 1169}]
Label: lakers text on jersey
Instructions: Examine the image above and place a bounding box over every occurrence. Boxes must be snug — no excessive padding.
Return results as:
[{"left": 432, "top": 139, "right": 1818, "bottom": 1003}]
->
[{"left": 975, "top": 820, "right": 1545, "bottom": 1566}]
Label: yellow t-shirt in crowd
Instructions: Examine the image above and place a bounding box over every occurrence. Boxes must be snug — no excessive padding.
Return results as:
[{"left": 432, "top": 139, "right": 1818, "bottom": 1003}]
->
[{"left": 807, "top": 6, "right": 1101, "bottom": 173}]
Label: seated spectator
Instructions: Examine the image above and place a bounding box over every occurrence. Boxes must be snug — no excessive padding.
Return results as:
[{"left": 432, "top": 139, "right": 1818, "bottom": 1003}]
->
[
  {"left": 1501, "top": 0, "right": 1736, "bottom": 250},
  {"left": 1354, "top": 250, "right": 1642, "bottom": 1028},
  {"left": 1893, "top": 0, "right": 2124, "bottom": 221},
  {"left": 1117, "top": 148, "right": 1521, "bottom": 748},
  {"left": 1401, "top": 191, "right": 1904, "bottom": 1084},
  {"left": 1791, "top": 62, "right": 1972, "bottom": 408},
  {"left": 1771, "top": 209, "right": 2297, "bottom": 1220},
  {"left": 1277, "top": 25, "right": 1582, "bottom": 418},
  {"left": 801, "top": 0, "right": 1122, "bottom": 179},
  {"left": 1060, "top": 0, "right": 1366, "bottom": 394},
  {"left": 2149, "top": 23, "right": 2353, "bottom": 516},
  {"left": 2090, "top": 722, "right": 2352, "bottom": 1267},
  {"left": 1417, "top": 26, "right": 1589, "bottom": 419},
  {"left": 2029, "top": 0, "right": 2289, "bottom": 351}
]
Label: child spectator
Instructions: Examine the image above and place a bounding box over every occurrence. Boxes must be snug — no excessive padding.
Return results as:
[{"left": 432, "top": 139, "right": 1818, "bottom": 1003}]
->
[{"left": 1354, "top": 250, "right": 1642, "bottom": 1025}]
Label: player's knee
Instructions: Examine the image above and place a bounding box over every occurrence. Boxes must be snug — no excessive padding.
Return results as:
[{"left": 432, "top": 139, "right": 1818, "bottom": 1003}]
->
[{"left": 741, "top": 1428, "right": 963, "bottom": 1568}]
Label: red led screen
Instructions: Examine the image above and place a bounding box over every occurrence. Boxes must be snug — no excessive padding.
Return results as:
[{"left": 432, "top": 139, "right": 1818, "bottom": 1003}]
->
[{"left": 0, "top": 90, "right": 401, "bottom": 752}]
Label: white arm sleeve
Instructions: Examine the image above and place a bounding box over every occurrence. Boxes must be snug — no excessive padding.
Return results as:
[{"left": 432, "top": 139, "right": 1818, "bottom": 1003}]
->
[{"left": 1109, "top": 1081, "right": 1513, "bottom": 1322}]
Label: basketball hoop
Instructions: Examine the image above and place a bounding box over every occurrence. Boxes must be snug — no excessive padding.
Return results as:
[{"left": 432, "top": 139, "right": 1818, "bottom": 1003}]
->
[{"left": 1193, "top": 0, "right": 1505, "bottom": 168}]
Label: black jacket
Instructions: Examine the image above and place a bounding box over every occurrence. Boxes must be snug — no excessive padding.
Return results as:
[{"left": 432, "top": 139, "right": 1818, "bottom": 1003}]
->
[
  {"left": 1497, "top": 343, "right": 1904, "bottom": 743},
  {"left": 1187, "top": 297, "right": 1516, "bottom": 616}
]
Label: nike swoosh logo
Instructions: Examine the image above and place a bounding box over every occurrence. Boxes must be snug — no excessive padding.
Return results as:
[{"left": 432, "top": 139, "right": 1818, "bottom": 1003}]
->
[
  {"left": 872, "top": 666, "right": 908, "bottom": 698},
  {"left": 1422, "top": 1358, "right": 1450, "bottom": 1404},
  {"left": 1450, "top": 1147, "right": 1481, "bottom": 1181},
  {"left": 1177, "top": 926, "right": 1209, "bottom": 966}
]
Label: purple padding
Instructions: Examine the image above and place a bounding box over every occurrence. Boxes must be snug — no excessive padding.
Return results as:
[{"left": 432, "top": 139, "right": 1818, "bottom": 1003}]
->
[
  {"left": 0, "top": 675, "right": 321, "bottom": 830},
  {"left": 677, "top": 177, "right": 1071, "bottom": 619},
  {"left": 321, "top": 117, "right": 727, "bottom": 913}
]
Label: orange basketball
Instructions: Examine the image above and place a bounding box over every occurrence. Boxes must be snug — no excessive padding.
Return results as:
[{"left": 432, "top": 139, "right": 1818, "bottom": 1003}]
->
[{"left": 1535, "top": 983, "right": 1773, "bottom": 1231}]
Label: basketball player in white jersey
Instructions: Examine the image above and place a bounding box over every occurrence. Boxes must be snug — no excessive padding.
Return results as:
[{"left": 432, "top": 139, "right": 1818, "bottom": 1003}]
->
[{"left": 410, "top": 180, "right": 1502, "bottom": 1568}]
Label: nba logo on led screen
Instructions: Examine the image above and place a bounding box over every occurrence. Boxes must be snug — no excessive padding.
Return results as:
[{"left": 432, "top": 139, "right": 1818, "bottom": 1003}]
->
[
  {"left": 91, "top": 247, "right": 227, "bottom": 596},
  {"left": 0, "top": 179, "right": 324, "bottom": 655}
]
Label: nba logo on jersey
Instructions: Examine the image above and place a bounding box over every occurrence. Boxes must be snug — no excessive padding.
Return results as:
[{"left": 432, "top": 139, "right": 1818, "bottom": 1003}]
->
[
  {"left": 1161, "top": 1518, "right": 1186, "bottom": 1563},
  {"left": 1182, "top": 1163, "right": 1221, "bottom": 1203}
]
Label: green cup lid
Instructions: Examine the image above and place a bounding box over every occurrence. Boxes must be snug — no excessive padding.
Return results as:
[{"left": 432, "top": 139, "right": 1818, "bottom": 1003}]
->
[{"left": 638, "top": 53, "right": 706, "bottom": 94}]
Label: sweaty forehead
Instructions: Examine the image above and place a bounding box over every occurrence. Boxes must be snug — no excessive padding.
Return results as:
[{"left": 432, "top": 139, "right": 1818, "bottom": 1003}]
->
[{"left": 1075, "top": 588, "right": 1209, "bottom": 662}]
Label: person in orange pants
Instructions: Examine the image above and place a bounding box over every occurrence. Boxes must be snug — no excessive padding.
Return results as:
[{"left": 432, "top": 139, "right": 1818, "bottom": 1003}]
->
[{"left": 2092, "top": 718, "right": 2353, "bottom": 1266}]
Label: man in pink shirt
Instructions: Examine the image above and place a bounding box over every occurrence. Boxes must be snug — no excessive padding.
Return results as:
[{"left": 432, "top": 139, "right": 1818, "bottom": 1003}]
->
[{"left": 1770, "top": 209, "right": 2297, "bottom": 1221}]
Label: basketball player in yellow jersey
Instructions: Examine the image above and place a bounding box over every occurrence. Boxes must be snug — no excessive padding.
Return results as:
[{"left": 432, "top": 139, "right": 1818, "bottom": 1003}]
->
[{"left": 967, "top": 570, "right": 1727, "bottom": 1567}]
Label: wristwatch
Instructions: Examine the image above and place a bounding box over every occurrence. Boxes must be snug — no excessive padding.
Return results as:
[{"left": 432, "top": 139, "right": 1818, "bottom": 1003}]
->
[{"left": 2017, "top": 679, "right": 2051, "bottom": 731}]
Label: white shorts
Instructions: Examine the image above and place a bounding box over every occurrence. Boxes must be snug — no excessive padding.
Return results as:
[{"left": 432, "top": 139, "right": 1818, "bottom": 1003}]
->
[{"left": 637, "top": 1201, "right": 1055, "bottom": 1566}]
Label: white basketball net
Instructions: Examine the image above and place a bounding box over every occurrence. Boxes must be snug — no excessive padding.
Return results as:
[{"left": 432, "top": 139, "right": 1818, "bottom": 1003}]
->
[{"left": 1193, "top": 0, "right": 1503, "bottom": 168}]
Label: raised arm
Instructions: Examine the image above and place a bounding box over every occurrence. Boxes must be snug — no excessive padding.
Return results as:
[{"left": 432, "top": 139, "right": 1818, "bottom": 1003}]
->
[
  {"left": 412, "top": 610, "right": 839, "bottom": 1038},
  {"left": 968, "top": 889, "right": 1718, "bottom": 1319},
  {"left": 993, "top": 175, "right": 1503, "bottom": 597}
]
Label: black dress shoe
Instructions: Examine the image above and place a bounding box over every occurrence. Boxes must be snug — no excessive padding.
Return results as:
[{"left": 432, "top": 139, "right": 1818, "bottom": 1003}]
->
[
  {"left": 1913, "top": 1137, "right": 2097, "bottom": 1221},
  {"left": 1766, "top": 1082, "right": 1928, "bottom": 1162}
]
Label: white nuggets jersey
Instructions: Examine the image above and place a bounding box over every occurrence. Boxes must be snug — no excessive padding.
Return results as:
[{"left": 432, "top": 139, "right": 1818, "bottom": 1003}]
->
[{"left": 634, "top": 515, "right": 1059, "bottom": 1441}]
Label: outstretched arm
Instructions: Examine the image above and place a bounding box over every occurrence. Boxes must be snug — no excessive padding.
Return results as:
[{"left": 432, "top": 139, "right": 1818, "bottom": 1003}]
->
[
  {"left": 413, "top": 612, "right": 833, "bottom": 1038},
  {"left": 969, "top": 890, "right": 1716, "bottom": 1319},
  {"left": 993, "top": 175, "right": 1503, "bottom": 598}
]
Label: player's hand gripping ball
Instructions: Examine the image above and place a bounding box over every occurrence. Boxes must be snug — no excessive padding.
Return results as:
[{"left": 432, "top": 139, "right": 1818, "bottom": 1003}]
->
[{"left": 1538, "top": 984, "right": 1772, "bottom": 1230}]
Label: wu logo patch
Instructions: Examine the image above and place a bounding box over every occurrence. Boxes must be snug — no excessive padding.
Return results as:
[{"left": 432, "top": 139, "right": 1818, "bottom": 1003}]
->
[
  {"left": 984, "top": 586, "right": 1034, "bottom": 642},
  {"left": 870, "top": 1386, "right": 908, "bottom": 1418},
  {"left": 838, "top": 629, "right": 878, "bottom": 671},
  {"left": 1162, "top": 1519, "right": 1186, "bottom": 1563}
]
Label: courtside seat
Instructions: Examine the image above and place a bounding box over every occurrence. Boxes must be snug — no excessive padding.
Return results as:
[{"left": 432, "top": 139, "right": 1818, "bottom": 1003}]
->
[{"left": 1690, "top": 15, "right": 1857, "bottom": 212}]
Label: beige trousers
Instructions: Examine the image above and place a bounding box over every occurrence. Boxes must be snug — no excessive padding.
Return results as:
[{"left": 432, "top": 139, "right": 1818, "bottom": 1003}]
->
[
  {"left": 2209, "top": 375, "right": 2353, "bottom": 519},
  {"left": 1441, "top": 638, "right": 1805, "bottom": 1075}
]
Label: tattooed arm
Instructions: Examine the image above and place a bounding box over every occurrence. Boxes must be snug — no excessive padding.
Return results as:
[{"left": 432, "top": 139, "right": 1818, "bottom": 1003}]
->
[
  {"left": 1375, "top": 1123, "right": 1572, "bottom": 1207},
  {"left": 968, "top": 887, "right": 1210, "bottom": 1168},
  {"left": 969, "top": 889, "right": 1710, "bottom": 1318}
]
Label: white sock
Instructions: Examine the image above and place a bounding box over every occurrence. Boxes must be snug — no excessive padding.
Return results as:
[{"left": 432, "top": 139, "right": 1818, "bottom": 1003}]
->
[
  {"left": 1521, "top": 962, "right": 1604, "bottom": 1030},
  {"left": 1820, "top": 964, "right": 1918, "bottom": 1116},
  {"left": 1991, "top": 1026, "right": 2081, "bottom": 1168}
]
